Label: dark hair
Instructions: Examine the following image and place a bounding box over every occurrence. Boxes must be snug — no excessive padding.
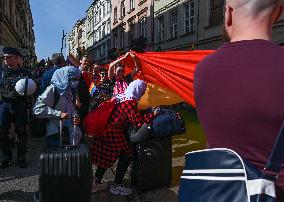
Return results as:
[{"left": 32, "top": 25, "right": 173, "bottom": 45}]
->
[
  {"left": 80, "top": 55, "right": 88, "bottom": 61},
  {"left": 51, "top": 53, "right": 65, "bottom": 66},
  {"left": 100, "top": 68, "right": 108, "bottom": 73}
]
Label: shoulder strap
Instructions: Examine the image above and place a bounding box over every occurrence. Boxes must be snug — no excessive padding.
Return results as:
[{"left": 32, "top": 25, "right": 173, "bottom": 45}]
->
[
  {"left": 24, "top": 77, "right": 29, "bottom": 97},
  {"left": 265, "top": 121, "right": 284, "bottom": 174},
  {"left": 52, "top": 89, "right": 60, "bottom": 109}
]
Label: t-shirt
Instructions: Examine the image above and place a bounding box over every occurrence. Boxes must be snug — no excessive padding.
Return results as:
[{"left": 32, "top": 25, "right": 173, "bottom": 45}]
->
[{"left": 194, "top": 39, "right": 284, "bottom": 189}]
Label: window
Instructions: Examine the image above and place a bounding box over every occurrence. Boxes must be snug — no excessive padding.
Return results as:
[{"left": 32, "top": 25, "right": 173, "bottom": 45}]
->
[
  {"left": 130, "top": 0, "right": 135, "bottom": 10},
  {"left": 129, "top": 21, "right": 135, "bottom": 44},
  {"left": 113, "top": 30, "right": 118, "bottom": 48},
  {"left": 114, "top": 7, "right": 118, "bottom": 21},
  {"left": 169, "top": 10, "right": 178, "bottom": 39},
  {"left": 184, "top": 1, "right": 194, "bottom": 33},
  {"left": 102, "top": 24, "right": 106, "bottom": 37},
  {"left": 99, "top": 8, "right": 102, "bottom": 21},
  {"left": 209, "top": 0, "right": 224, "bottom": 27},
  {"left": 98, "top": 26, "right": 101, "bottom": 39},
  {"left": 103, "top": 4, "right": 106, "bottom": 17},
  {"left": 107, "top": 20, "right": 110, "bottom": 34},
  {"left": 157, "top": 16, "right": 165, "bottom": 41},
  {"left": 121, "top": 0, "right": 126, "bottom": 18},
  {"left": 140, "top": 18, "right": 147, "bottom": 37},
  {"left": 107, "top": 1, "right": 110, "bottom": 13},
  {"left": 120, "top": 28, "right": 125, "bottom": 48},
  {"left": 94, "top": 13, "right": 97, "bottom": 24}
]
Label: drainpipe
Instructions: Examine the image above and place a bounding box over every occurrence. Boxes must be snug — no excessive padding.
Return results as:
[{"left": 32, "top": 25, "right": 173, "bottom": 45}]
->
[
  {"left": 196, "top": 0, "right": 200, "bottom": 49},
  {"left": 151, "top": 0, "right": 155, "bottom": 49}
]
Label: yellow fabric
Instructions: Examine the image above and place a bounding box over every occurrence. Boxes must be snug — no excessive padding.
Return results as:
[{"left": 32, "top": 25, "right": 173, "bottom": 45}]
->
[{"left": 138, "top": 83, "right": 184, "bottom": 109}]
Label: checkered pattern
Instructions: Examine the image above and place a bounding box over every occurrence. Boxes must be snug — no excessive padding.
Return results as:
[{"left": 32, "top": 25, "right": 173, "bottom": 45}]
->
[{"left": 92, "top": 100, "right": 154, "bottom": 168}]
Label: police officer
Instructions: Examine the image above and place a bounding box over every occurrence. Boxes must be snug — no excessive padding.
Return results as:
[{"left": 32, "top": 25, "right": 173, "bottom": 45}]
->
[{"left": 0, "top": 47, "right": 32, "bottom": 168}]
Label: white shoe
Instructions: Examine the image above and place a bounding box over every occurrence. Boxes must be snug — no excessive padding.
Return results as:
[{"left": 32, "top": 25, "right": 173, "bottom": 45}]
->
[
  {"left": 110, "top": 184, "right": 132, "bottom": 196},
  {"left": 92, "top": 179, "right": 107, "bottom": 193}
]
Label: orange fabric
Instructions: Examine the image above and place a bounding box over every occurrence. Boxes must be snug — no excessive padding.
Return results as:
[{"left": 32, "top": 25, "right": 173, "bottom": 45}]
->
[
  {"left": 138, "top": 83, "right": 185, "bottom": 109},
  {"left": 122, "top": 50, "right": 215, "bottom": 106}
]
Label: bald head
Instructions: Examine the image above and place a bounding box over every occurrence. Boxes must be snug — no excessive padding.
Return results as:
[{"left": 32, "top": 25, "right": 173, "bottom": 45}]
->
[
  {"left": 226, "top": 0, "right": 281, "bottom": 15},
  {"left": 224, "top": 0, "right": 283, "bottom": 42}
]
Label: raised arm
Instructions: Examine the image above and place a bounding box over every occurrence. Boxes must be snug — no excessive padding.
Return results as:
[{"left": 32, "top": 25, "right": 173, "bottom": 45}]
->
[
  {"left": 108, "top": 52, "right": 130, "bottom": 80},
  {"left": 129, "top": 52, "right": 140, "bottom": 78}
]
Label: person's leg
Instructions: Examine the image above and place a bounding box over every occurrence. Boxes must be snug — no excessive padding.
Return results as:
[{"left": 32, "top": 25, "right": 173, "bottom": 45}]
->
[
  {"left": 114, "top": 153, "right": 131, "bottom": 184},
  {"left": 0, "top": 102, "right": 12, "bottom": 169},
  {"left": 110, "top": 152, "right": 132, "bottom": 196},
  {"left": 92, "top": 167, "right": 107, "bottom": 193},
  {"left": 12, "top": 101, "right": 28, "bottom": 168},
  {"left": 46, "top": 133, "right": 60, "bottom": 148}
]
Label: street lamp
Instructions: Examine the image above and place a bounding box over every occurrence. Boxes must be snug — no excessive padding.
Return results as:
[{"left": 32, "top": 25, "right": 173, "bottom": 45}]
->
[{"left": 61, "top": 30, "right": 67, "bottom": 54}]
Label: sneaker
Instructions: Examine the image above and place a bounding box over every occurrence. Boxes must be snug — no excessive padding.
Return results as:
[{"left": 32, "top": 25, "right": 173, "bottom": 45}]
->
[
  {"left": 91, "top": 179, "right": 107, "bottom": 193},
  {"left": 110, "top": 184, "right": 132, "bottom": 196}
]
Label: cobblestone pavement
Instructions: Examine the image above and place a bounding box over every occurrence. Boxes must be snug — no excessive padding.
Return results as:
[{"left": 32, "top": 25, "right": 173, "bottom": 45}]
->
[{"left": 0, "top": 137, "right": 179, "bottom": 202}]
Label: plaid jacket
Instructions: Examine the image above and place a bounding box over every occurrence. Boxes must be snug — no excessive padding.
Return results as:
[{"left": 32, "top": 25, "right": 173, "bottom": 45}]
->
[{"left": 92, "top": 100, "right": 154, "bottom": 168}]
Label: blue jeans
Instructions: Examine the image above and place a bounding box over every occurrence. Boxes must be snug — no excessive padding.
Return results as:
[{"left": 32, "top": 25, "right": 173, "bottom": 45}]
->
[
  {"left": 46, "top": 133, "right": 60, "bottom": 147},
  {"left": 0, "top": 100, "right": 27, "bottom": 151}
]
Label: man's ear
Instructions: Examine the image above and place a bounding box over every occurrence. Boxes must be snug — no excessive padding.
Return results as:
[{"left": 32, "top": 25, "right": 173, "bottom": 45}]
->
[
  {"left": 224, "top": 6, "right": 233, "bottom": 27},
  {"left": 274, "top": 4, "right": 284, "bottom": 23}
]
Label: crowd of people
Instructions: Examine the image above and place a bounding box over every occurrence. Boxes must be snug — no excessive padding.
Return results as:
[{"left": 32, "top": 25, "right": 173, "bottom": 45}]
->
[
  {"left": 1, "top": 0, "right": 284, "bottom": 200},
  {"left": 0, "top": 47, "right": 161, "bottom": 197}
]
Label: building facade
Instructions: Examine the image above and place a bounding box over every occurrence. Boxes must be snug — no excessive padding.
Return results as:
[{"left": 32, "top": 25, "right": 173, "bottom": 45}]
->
[
  {"left": 86, "top": 3, "right": 95, "bottom": 60},
  {"left": 154, "top": 0, "right": 195, "bottom": 51},
  {"left": 0, "top": 0, "right": 35, "bottom": 62},
  {"left": 110, "top": 0, "right": 155, "bottom": 52},
  {"left": 68, "top": 18, "right": 87, "bottom": 59},
  {"left": 91, "top": 0, "right": 111, "bottom": 64},
  {"left": 154, "top": 0, "right": 284, "bottom": 51}
]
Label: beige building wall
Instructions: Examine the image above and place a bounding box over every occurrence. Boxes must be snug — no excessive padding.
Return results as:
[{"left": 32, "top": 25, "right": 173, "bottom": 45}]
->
[
  {"left": 111, "top": 0, "right": 154, "bottom": 50},
  {"left": 0, "top": 0, "right": 35, "bottom": 61},
  {"left": 154, "top": 0, "right": 196, "bottom": 51},
  {"left": 155, "top": 0, "right": 284, "bottom": 51}
]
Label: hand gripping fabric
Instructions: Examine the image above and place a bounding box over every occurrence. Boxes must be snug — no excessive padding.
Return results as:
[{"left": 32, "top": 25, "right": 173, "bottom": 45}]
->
[{"left": 178, "top": 121, "right": 284, "bottom": 202}]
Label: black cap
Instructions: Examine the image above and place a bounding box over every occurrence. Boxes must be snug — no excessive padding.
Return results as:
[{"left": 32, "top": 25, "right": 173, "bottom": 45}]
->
[{"left": 3, "top": 47, "right": 23, "bottom": 57}]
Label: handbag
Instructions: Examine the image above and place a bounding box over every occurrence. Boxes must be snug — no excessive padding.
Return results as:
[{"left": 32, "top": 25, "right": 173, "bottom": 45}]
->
[{"left": 178, "top": 121, "right": 284, "bottom": 202}]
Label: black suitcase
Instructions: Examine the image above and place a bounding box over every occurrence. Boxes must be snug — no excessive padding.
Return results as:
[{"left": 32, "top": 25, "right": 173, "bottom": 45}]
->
[
  {"left": 131, "top": 137, "right": 172, "bottom": 193},
  {"left": 39, "top": 120, "right": 92, "bottom": 202}
]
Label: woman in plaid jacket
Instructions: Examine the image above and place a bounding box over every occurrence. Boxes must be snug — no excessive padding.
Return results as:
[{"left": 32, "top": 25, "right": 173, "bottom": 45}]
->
[{"left": 92, "top": 79, "right": 160, "bottom": 195}]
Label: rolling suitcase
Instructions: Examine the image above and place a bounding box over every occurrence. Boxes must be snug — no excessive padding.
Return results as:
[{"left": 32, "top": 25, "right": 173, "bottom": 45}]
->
[
  {"left": 131, "top": 137, "right": 172, "bottom": 193},
  {"left": 39, "top": 119, "right": 92, "bottom": 202}
]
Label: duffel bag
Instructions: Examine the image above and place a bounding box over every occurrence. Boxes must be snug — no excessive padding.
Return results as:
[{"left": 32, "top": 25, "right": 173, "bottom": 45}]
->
[
  {"left": 178, "top": 121, "right": 284, "bottom": 202},
  {"left": 150, "top": 109, "right": 186, "bottom": 137}
]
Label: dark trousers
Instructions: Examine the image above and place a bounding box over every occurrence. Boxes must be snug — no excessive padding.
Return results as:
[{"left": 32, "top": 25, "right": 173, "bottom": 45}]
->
[
  {"left": 95, "top": 152, "right": 131, "bottom": 184},
  {"left": 0, "top": 100, "right": 28, "bottom": 152}
]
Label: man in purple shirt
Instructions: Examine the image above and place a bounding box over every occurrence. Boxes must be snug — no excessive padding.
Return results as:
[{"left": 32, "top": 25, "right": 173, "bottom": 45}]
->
[{"left": 194, "top": 0, "right": 284, "bottom": 200}]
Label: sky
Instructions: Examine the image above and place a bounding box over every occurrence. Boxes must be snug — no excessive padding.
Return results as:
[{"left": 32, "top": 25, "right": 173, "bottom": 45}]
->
[{"left": 30, "top": 0, "right": 93, "bottom": 61}]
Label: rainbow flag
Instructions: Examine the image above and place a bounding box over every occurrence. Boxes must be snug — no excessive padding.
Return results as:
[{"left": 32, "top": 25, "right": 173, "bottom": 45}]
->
[{"left": 89, "top": 82, "right": 97, "bottom": 96}]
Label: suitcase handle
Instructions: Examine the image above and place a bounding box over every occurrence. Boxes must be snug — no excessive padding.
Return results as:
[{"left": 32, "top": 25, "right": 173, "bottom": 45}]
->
[{"left": 59, "top": 117, "right": 77, "bottom": 146}]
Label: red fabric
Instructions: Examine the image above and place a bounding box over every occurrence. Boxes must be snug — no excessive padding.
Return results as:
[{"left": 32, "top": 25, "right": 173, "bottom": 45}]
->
[
  {"left": 92, "top": 100, "right": 154, "bottom": 168},
  {"left": 81, "top": 71, "right": 93, "bottom": 88},
  {"left": 122, "top": 50, "right": 215, "bottom": 106},
  {"left": 83, "top": 99, "right": 116, "bottom": 137}
]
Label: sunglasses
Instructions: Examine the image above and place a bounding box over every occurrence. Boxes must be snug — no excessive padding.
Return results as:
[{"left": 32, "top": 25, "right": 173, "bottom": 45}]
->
[
  {"left": 2, "top": 55, "right": 15, "bottom": 60},
  {"left": 100, "top": 72, "right": 107, "bottom": 76}
]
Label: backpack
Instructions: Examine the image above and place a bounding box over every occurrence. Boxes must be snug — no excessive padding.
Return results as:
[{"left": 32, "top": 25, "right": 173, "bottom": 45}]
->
[
  {"left": 39, "top": 67, "right": 58, "bottom": 94},
  {"left": 30, "top": 88, "right": 60, "bottom": 137},
  {"left": 150, "top": 109, "right": 186, "bottom": 137},
  {"left": 83, "top": 98, "right": 116, "bottom": 137}
]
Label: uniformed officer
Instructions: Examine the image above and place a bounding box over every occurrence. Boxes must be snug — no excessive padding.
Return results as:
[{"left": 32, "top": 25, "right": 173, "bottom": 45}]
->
[{"left": 0, "top": 47, "right": 32, "bottom": 168}]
